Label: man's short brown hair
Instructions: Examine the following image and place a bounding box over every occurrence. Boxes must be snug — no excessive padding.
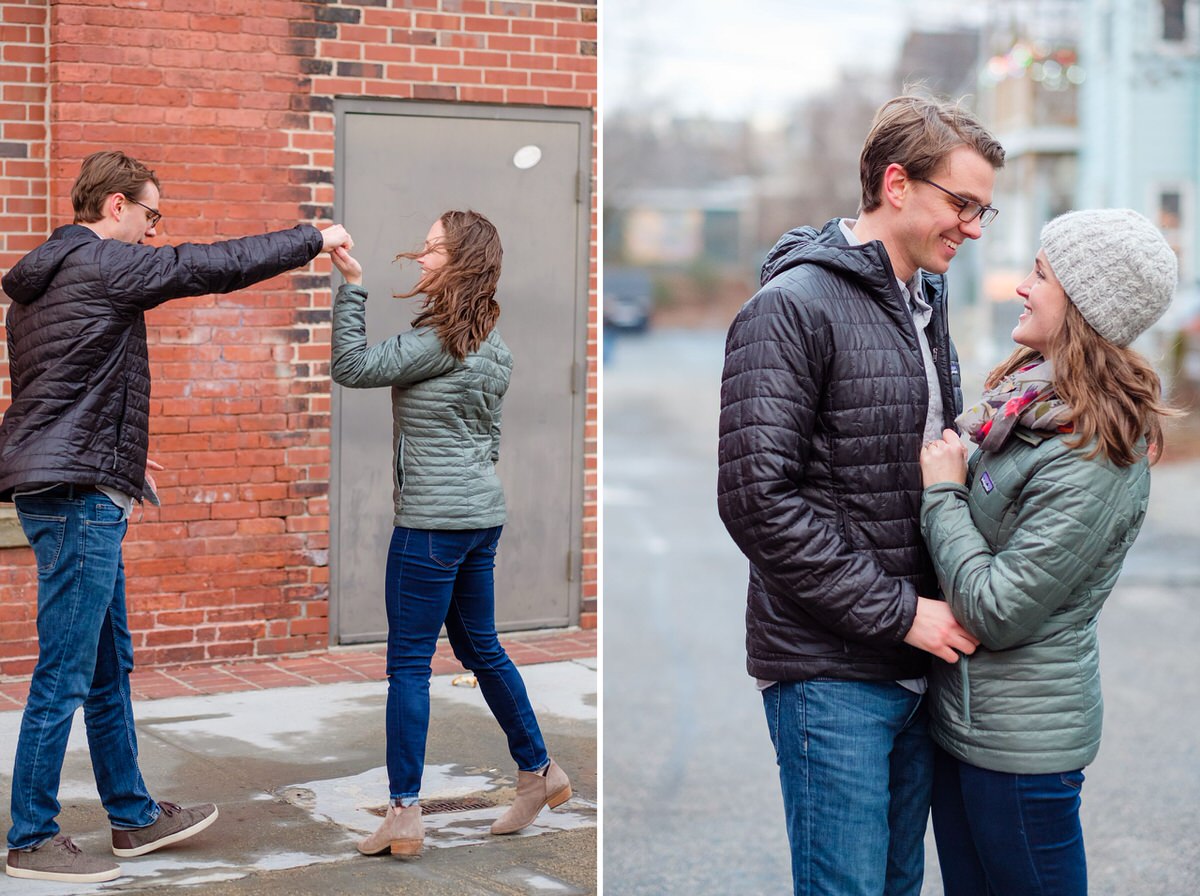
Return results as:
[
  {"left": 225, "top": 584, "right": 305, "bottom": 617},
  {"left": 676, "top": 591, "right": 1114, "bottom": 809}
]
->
[
  {"left": 859, "top": 95, "right": 1005, "bottom": 214},
  {"left": 71, "top": 151, "right": 160, "bottom": 224}
]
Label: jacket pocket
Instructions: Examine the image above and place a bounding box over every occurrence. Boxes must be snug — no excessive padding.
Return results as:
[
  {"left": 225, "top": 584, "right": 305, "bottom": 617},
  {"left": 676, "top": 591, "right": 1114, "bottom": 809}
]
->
[{"left": 395, "top": 434, "right": 406, "bottom": 492}]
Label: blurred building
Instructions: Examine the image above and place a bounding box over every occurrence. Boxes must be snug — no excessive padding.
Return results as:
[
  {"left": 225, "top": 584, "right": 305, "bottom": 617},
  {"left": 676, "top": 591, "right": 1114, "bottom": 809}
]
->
[
  {"left": 894, "top": 28, "right": 982, "bottom": 96},
  {"left": 971, "top": 1, "right": 1085, "bottom": 365},
  {"left": 972, "top": 0, "right": 1200, "bottom": 371},
  {"left": 1078, "top": 0, "right": 1200, "bottom": 348},
  {"left": 609, "top": 178, "right": 755, "bottom": 267},
  {"left": 603, "top": 113, "right": 760, "bottom": 269},
  {"left": 603, "top": 112, "right": 766, "bottom": 326}
]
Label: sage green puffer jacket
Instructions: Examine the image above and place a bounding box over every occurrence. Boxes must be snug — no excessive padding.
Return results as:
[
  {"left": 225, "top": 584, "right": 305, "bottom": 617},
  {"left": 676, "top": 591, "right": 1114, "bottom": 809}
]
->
[
  {"left": 331, "top": 283, "right": 510, "bottom": 529},
  {"left": 921, "top": 430, "right": 1150, "bottom": 774}
]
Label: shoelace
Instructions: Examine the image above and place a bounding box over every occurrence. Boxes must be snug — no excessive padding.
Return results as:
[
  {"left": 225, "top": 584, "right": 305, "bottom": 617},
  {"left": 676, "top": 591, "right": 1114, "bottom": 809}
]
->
[
  {"left": 50, "top": 835, "right": 81, "bottom": 855},
  {"left": 157, "top": 801, "right": 183, "bottom": 817}
]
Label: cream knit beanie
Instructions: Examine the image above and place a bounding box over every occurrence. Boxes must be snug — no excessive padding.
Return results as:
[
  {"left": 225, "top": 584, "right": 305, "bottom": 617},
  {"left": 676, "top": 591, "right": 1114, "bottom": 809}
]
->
[{"left": 1040, "top": 208, "right": 1178, "bottom": 346}]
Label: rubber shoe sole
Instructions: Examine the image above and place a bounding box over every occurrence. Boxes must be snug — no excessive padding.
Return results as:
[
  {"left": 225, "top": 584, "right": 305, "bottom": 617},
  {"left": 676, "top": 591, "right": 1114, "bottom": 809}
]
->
[
  {"left": 6, "top": 850, "right": 121, "bottom": 883},
  {"left": 6, "top": 862, "right": 121, "bottom": 883},
  {"left": 112, "top": 806, "right": 219, "bottom": 858}
]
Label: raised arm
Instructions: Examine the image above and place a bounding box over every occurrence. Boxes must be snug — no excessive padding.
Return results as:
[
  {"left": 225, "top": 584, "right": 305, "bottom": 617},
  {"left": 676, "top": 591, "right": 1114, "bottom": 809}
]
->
[{"left": 103, "top": 224, "right": 326, "bottom": 311}]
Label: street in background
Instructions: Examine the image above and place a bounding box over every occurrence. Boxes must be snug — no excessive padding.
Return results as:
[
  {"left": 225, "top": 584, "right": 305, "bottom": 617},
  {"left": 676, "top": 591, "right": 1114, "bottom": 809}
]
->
[{"left": 603, "top": 327, "right": 1200, "bottom": 896}]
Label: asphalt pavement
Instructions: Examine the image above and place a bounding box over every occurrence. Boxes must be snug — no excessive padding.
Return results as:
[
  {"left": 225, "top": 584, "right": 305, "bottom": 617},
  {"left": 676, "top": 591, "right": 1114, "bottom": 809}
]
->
[
  {"left": 603, "top": 326, "right": 1200, "bottom": 896},
  {"left": 0, "top": 658, "right": 597, "bottom": 895}
]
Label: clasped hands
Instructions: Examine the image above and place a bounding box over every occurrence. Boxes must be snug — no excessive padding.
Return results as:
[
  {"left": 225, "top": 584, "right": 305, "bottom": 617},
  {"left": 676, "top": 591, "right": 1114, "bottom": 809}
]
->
[{"left": 318, "top": 225, "right": 363, "bottom": 286}]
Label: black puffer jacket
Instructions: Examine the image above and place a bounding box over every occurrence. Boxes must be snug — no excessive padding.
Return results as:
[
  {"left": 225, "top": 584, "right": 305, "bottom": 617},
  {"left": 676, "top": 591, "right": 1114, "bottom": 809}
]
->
[
  {"left": 0, "top": 223, "right": 324, "bottom": 501},
  {"left": 718, "top": 219, "right": 963, "bottom": 682}
]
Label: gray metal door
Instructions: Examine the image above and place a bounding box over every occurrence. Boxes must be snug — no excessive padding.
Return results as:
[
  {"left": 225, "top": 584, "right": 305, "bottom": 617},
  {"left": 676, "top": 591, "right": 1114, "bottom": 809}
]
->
[{"left": 331, "top": 100, "right": 591, "bottom": 643}]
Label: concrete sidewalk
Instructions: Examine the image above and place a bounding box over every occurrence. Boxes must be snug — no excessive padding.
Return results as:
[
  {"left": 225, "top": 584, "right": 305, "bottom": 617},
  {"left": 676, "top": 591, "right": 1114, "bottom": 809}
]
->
[{"left": 0, "top": 631, "right": 597, "bottom": 895}]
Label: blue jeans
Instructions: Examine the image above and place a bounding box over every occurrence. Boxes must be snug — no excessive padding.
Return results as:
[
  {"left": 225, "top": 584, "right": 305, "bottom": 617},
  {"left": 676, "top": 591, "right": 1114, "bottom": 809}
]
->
[
  {"left": 762, "top": 679, "right": 933, "bottom": 896},
  {"left": 9, "top": 488, "right": 158, "bottom": 850},
  {"left": 932, "top": 748, "right": 1087, "bottom": 896},
  {"left": 384, "top": 526, "right": 548, "bottom": 800}
]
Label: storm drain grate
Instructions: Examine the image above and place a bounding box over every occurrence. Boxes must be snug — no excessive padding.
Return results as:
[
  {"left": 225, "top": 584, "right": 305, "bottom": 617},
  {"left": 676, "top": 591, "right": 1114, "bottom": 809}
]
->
[
  {"left": 422, "top": 796, "right": 495, "bottom": 815},
  {"left": 367, "top": 796, "right": 496, "bottom": 817}
]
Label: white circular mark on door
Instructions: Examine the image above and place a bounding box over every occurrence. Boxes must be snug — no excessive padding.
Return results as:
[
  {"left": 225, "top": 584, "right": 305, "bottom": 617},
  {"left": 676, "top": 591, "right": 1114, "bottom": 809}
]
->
[{"left": 513, "top": 145, "right": 542, "bottom": 169}]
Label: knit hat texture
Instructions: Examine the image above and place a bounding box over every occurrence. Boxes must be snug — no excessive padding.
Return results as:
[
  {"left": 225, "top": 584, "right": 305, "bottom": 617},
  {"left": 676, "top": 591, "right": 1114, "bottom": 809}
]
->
[{"left": 1040, "top": 208, "right": 1177, "bottom": 346}]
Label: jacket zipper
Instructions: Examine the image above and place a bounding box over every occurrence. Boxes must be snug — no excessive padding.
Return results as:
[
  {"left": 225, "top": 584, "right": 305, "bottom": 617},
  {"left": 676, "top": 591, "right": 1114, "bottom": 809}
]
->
[
  {"left": 112, "top": 383, "right": 128, "bottom": 471},
  {"left": 960, "top": 653, "right": 971, "bottom": 726},
  {"left": 930, "top": 295, "right": 957, "bottom": 421},
  {"left": 888, "top": 276, "right": 932, "bottom": 424}
]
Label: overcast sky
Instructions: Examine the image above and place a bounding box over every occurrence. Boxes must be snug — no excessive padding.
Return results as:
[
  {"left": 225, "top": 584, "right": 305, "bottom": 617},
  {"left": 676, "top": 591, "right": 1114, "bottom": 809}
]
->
[{"left": 604, "top": 0, "right": 988, "bottom": 120}]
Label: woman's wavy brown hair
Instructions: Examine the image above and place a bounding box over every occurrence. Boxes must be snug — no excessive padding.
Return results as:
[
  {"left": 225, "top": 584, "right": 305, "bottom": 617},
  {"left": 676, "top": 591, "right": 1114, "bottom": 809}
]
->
[
  {"left": 987, "top": 302, "right": 1180, "bottom": 466},
  {"left": 395, "top": 210, "right": 502, "bottom": 360}
]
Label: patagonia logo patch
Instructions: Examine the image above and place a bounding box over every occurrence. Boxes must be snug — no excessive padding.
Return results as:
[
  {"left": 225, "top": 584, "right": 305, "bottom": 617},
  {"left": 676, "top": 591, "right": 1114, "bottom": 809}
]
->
[{"left": 980, "top": 471, "right": 994, "bottom": 493}]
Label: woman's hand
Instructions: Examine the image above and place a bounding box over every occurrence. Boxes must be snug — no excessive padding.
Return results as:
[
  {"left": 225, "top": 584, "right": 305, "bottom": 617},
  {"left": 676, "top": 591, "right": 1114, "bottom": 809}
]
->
[
  {"left": 331, "top": 246, "right": 363, "bottom": 286},
  {"left": 920, "top": 428, "right": 969, "bottom": 487}
]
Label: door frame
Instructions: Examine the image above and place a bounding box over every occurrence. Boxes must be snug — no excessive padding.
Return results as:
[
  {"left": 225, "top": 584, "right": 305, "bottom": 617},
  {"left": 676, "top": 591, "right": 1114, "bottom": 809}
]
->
[{"left": 328, "top": 98, "right": 593, "bottom": 645}]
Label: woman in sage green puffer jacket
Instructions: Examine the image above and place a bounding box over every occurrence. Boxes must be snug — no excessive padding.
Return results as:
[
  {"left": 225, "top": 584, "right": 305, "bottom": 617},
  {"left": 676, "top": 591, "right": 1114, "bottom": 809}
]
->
[
  {"left": 328, "top": 211, "right": 571, "bottom": 860},
  {"left": 918, "top": 209, "right": 1178, "bottom": 896}
]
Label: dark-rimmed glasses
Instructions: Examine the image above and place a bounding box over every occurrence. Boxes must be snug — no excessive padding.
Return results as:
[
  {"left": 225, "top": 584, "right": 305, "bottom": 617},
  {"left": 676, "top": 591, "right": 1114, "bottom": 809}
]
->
[
  {"left": 123, "top": 195, "right": 162, "bottom": 228},
  {"left": 915, "top": 178, "right": 998, "bottom": 228}
]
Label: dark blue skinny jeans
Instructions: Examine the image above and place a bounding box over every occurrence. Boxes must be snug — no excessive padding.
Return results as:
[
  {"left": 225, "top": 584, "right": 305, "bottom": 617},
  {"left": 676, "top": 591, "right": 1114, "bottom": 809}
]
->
[
  {"left": 383, "top": 525, "right": 548, "bottom": 801},
  {"left": 932, "top": 747, "right": 1087, "bottom": 896}
]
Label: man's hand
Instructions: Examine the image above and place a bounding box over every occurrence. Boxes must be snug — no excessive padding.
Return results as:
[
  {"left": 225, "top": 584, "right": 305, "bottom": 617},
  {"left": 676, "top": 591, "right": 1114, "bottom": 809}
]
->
[
  {"left": 143, "top": 457, "right": 164, "bottom": 507},
  {"left": 331, "top": 246, "right": 363, "bottom": 286},
  {"left": 903, "top": 596, "right": 979, "bottom": 663},
  {"left": 145, "top": 457, "right": 164, "bottom": 495},
  {"left": 320, "top": 224, "right": 353, "bottom": 253},
  {"left": 920, "top": 428, "right": 968, "bottom": 487}
]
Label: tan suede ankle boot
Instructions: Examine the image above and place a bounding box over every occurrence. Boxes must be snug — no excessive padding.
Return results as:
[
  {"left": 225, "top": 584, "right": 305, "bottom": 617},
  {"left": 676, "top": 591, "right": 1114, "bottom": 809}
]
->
[
  {"left": 357, "top": 803, "right": 423, "bottom": 856},
  {"left": 490, "top": 759, "right": 572, "bottom": 835}
]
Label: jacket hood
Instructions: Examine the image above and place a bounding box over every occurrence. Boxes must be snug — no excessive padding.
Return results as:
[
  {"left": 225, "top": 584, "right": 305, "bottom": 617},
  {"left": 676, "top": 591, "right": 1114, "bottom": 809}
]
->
[
  {"left": 1, "top": 224, "right": 99, "bottom": 305},
  {"left": 761, "top": 218, "right": 900, "bottom": 295}
]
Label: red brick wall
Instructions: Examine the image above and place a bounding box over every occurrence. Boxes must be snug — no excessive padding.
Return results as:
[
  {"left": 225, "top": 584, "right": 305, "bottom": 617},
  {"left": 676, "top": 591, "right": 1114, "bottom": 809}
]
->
[
  {"left": 0, "top": 0, "right": 597, "bottom": 675},
  {"left": 0, "top": 0, "right": 49, "bottom": 674}
]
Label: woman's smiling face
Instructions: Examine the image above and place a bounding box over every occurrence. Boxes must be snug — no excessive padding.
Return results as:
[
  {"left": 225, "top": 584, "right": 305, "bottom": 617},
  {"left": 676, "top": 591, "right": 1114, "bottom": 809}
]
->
[{"left": 1012, "top": 249, "right": 1070, "bottom": 357}]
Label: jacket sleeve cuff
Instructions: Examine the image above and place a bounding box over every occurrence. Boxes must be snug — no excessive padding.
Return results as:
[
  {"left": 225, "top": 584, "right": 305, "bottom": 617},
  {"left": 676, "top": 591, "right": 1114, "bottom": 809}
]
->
[
  {"left": 336, "top": 283, "right": 369, "bottom": 302},
  {"left": 299, "top": 223, "right": 326, "bottom": 258},
  {"left": 892, "top": 580, "right": 920, "bottom": 644}
]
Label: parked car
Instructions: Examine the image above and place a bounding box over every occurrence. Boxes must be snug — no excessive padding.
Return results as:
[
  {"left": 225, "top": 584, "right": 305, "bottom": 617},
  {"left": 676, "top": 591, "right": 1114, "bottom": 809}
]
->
[{"left": 603, "top": 267, "right": 652, "bottom": 332}]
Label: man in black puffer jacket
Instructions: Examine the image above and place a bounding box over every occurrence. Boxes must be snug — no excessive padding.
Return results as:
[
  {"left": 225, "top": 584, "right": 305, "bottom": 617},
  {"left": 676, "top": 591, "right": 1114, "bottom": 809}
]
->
[
  {"left": 718, "top": 96, "right": 1004, "bottom": 896},
  {"left": 0, "top": 151, "right": 353, "bottom": 885}
]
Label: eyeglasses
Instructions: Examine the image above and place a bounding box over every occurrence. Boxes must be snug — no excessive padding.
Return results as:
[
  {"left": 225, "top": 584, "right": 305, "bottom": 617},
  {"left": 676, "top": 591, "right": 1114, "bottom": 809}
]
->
[
  {"left": 123, "top": 195, "right": 162, "bottom": 228},
  {"left": 914, "top": 178, "right": 998, "bottom": 228}
]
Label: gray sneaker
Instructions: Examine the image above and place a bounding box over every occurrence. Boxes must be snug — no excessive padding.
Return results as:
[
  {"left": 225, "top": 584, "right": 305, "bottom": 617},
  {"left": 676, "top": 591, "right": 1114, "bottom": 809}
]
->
[
  {"left": 6, "top": 835, "right": 122, "bottom": 883},
  {"left": 111, "top": 801, "right": 219, "bottom": 857}
]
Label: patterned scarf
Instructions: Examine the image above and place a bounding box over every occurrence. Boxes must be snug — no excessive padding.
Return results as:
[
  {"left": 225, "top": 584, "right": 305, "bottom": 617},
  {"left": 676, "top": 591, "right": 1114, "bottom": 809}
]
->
[{"left": 956, "top": 358, "right": 1074, "bottom": 452}]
